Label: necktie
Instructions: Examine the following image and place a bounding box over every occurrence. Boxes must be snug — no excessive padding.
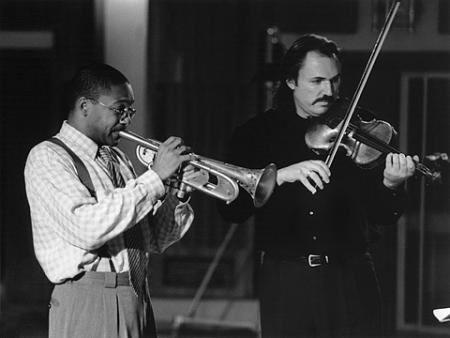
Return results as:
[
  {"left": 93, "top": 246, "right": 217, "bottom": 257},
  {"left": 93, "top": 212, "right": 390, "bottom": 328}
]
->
[{"left": 98, "top": 146, "right": 148, "bottom": 298}]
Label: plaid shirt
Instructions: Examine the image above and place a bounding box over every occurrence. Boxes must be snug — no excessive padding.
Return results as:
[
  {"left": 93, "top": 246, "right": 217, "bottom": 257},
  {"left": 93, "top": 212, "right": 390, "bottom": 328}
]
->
[{"left": 24, "top": 121, "right": 193, "bottom": 283}]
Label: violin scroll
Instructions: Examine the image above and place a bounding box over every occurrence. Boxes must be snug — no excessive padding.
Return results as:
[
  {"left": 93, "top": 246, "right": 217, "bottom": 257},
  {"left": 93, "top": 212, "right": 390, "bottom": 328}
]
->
[{"left": 422, "top": 152, "right": 449, "bottom": 184}]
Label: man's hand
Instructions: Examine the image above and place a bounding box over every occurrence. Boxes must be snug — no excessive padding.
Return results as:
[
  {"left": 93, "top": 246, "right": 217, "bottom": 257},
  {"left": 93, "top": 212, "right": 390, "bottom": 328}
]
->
[
  {"left": 383, "top": 153, "right": 417, "bottom": 189},
  {"left": 179, "top": 165, "right": 209, "bottom": 193},
  {"left": 277, "top": 160, "right": 331, "bottom": 194},
  {"left": 151, "top": 137, "right": 193, "bottom": 181},
  {"left": 166, "top": 164, "right": 209, "bottom": 201}
]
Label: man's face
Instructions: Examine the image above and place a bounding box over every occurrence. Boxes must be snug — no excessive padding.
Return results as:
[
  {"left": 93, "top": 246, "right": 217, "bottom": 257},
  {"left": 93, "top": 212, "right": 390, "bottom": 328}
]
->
[
  {"left": 287, "top": 50, "right": 341, "bottom": 119},
  {"left": 86, "top": 82, "right": 135, "bottom": 146}
]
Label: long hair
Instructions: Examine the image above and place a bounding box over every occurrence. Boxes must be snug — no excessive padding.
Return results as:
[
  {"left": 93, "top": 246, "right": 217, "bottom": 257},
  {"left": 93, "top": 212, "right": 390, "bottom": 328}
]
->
[{"left": 273, "top": 34, "right": 341, "bottom": 111}]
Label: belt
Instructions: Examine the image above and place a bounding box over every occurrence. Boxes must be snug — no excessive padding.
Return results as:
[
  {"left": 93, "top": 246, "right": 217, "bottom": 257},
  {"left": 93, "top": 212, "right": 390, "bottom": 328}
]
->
[
  {"left": 299, "top": 252, "right": 373, "bottom": 267},
  {"left": 301, "top": 254, "right": 329, "bottom": 267},
  {"left": 67, "top": 271, "right": 130, "bottom": 288},
  {"left": 263, "top": 251, "right": 370, "bottom": 267},
  {"left": 264, "top": 252, "right": 331, "bottom": 267}
]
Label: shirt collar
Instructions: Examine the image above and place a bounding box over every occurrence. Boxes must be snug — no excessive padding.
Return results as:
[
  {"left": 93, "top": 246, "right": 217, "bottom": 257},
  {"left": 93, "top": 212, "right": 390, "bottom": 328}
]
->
[{"left": 57, "top": 121, "right": 100, "bottom": 160}]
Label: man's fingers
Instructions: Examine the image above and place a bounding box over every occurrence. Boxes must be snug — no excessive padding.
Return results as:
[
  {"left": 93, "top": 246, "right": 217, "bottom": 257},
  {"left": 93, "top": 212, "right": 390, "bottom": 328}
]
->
[
  {"left": 307, "top": 171, "right": 324, "bottom": 190},
  {"left": 181, "top": 163, "right": 195, "bottom": 172},
  {"left": 174, "top": 145, "right": 189, "bottom": 155},
  {"left": 385, "top": 153, "right": 393, "bottom": 168},
  {"left": 309, "top": 161, "right": 330, "bottom": 183},
  {"left": 179, "top": 154, "right": 195, "bottom": 164},
  {"left": 164, "top": 136, "right": 183, "bottom": 147},
  {"left": 405, "top": 156, "right": 416, "bottom": 176},
  {"left": 183, "top": 169, "right": 209, "bottom": 185},
  {"left": 313, "top": 160, "right": 331, "bottom": 177},
  {"left": 388, "top": 153, "right": 416, "bottom": 175},
  {"left": 299, "top": 176, "right": 316, "bottom": 194},
  {"left": 391, "top": 153, "right": 400, "bottom": 170},
  {"left": 309, "top": 167, "right": 330, "bottom": 183},
  {"left": 399, "top": 154, "right": 407, "bottom": 169},
  {"left": 406, "top": 156, "right": 415, "bottom": 170}
]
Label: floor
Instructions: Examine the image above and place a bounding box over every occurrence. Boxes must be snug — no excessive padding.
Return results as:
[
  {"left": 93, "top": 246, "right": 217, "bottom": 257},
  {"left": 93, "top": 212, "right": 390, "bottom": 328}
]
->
[
  {"left": 3, "top": 321, "right": 450, "bottom": 338},
  {"left": 2, "top": 307, "right": 450, "bottom": 338}
]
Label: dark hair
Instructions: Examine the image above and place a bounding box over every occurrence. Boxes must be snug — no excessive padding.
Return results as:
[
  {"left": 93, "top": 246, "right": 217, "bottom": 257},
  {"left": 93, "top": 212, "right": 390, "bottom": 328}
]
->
[
  {"left": 63, "top": 63, "right": 129, "bottom": 113},
  {"left": 273, "top": 34, "right": 341, "bottom": 111}
]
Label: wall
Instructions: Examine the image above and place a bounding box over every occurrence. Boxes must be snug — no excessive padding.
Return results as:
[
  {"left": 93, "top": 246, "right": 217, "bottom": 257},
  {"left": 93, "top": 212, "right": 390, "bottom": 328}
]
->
[{"left": 282, "top": 0, "right": 450, "bottom": 52}]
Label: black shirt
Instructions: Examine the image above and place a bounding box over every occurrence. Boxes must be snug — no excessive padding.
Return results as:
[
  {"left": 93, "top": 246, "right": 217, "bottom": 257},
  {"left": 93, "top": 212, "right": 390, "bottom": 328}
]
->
[{"left": 219, "top": 106, "right": 406, "bottom": 259}]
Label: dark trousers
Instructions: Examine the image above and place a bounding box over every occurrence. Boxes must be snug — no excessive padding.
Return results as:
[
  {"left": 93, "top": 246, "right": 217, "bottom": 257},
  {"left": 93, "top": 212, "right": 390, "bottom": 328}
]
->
[
  {"left": 49, "top": 271, "right": 156, "bottom": 338},
  {"left": 259, "top": 253, "right": 383, "bottom": 338}
]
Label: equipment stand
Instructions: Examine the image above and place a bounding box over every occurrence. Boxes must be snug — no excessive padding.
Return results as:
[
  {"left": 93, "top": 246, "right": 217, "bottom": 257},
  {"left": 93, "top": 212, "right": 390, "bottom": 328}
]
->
[{"left": 171, "top": 223, "right": 259, "bottom": 338}]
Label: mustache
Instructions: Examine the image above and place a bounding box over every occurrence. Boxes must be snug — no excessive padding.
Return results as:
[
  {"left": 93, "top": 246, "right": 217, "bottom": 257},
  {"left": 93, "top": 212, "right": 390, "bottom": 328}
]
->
[
  {"left": 312, "top": 96, "right": 335, "bottom": 105},
  {"left": 113, "top": 126, "right": 127, "bottom": 132}
]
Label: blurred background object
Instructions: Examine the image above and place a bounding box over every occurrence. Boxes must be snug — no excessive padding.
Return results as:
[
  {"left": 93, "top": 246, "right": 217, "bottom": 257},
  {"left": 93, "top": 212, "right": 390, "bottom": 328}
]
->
[{"left": 0, "top": 0, "right": 449, "bottom": 337}]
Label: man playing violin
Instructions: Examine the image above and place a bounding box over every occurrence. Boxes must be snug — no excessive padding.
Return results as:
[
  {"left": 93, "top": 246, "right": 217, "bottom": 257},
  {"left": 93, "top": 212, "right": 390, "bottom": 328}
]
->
[{"left": 219, "top": 34, "right": 416, "bottom": 338}]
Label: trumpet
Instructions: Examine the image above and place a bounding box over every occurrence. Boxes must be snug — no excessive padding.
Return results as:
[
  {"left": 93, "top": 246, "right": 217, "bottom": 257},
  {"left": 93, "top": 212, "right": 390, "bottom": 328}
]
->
[{"left": 119, "top": 131, "right": 277, "bottom": 208}]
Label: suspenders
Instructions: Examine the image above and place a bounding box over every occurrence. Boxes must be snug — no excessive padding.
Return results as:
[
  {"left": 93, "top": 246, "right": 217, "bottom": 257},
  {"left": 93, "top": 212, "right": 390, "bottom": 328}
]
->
[
  {"left": 47, "top": 137, "right": 97, "bottom": 199},
  {"left": 47, "top": 137, "right": 114, "bottom": 271}
]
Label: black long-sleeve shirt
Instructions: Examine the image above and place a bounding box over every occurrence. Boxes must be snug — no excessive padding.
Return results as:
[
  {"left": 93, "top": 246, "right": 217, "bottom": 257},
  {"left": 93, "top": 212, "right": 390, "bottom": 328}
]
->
[{"left": 219, "top": 106, "right": 406, "bottom": 259}]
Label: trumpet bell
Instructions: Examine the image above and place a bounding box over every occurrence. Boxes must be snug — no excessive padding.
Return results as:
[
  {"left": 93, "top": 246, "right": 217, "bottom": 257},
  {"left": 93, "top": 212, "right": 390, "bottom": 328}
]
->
[{"left": 252, "top": 163, "right": 277, "bottom": 208}]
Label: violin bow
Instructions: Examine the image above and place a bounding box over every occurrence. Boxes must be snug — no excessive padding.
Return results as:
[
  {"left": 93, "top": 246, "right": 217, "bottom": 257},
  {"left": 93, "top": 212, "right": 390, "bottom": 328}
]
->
[{"left": 325, "top": 1, "right": 401, "bottom": 168}]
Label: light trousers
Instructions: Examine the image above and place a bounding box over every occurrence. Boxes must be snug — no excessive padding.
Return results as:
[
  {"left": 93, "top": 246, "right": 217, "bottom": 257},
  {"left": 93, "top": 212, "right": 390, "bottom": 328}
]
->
[{"left": 49, "top": 271, "right": 156, "bottom": 338}]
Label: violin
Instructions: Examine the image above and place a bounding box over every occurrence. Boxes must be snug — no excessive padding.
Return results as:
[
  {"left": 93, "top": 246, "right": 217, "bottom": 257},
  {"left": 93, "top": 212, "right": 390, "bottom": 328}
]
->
[
  {"left": 305, "top": 1, "right": 443, "bottom": 184},
  {"left": 305, "top": 98, "right": 442, "bottom": 183}
]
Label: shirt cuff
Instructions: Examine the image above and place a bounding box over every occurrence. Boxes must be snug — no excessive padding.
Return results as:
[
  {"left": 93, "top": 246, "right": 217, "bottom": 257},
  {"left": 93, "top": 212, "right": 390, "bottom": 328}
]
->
[{"left": 137, "top": 169, "right": 166, "bottom": 200}]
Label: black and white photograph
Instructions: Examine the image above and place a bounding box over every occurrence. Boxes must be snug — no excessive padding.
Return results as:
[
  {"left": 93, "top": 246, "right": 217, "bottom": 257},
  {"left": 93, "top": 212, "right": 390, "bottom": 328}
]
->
[{"left": 0, "top": 0, "right": 449, "bottom": 337}]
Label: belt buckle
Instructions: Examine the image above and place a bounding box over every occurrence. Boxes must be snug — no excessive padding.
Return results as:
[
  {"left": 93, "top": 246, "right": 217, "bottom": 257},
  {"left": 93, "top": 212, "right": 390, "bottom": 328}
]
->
[{"left": 307, "top": 254, "right": 328, "bottom": 267}]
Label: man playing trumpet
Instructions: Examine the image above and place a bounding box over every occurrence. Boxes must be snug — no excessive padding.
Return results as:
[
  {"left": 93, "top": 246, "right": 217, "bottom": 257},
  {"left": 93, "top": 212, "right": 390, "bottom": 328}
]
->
[{"left": 24, "top": 63, "right": 200, "bottom": 337}]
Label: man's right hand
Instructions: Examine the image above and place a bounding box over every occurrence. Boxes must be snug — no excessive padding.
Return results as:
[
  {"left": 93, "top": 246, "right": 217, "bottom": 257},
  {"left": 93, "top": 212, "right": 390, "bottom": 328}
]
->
[
  {"left": 276, "top": 160, "right": 331, "bottom": 194},
  {"left": 151, "top": 136, "right": 194, "bottom": 181}
]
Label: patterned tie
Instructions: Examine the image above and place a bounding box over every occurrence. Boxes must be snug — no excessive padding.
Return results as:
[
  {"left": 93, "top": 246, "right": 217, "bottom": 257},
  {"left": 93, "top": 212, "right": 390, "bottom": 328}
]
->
[{"left": 98, "top": 146, "right": 148, "bottom": 298}]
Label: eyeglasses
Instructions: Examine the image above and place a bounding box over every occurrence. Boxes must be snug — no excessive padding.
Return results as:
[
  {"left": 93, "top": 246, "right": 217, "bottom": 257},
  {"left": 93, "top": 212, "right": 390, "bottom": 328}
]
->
[{"left": 94, "top": 99, "right": 136, "bottom": 122}]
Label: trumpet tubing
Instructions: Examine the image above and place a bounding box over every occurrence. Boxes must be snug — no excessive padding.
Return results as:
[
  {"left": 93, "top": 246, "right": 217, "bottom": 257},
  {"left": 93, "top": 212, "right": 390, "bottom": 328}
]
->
[{"left": 119, "top": 131, "right": 277, "bottom": 207}]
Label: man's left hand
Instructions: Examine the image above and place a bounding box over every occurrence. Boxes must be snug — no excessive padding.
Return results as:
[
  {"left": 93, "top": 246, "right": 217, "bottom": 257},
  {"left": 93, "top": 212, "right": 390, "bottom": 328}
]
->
[
  {"left": 180, "top": 164, "right": 209, "bottom": 193},
  {"left": 383, "top": 153, "right": 418, "bottom": 189}
]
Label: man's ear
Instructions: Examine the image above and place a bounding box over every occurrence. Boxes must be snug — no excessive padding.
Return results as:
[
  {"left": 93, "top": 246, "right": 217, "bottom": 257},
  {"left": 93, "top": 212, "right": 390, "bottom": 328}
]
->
[
  {"left": 76, "top": 97, "right": 90, "bottom": 116},
  {"left": 286, "top": 78, "right": 296, "bottom": 90}
]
